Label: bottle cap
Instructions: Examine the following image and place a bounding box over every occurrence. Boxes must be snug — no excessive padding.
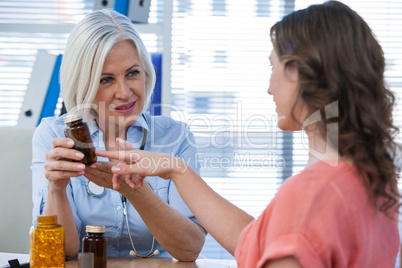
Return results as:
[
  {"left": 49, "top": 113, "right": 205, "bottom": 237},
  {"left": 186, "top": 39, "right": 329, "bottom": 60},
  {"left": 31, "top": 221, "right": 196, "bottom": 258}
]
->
[
  {"left": 86, "top": 225, "right": 106, "bottom": 233},
  {"left": 37, "top": 215, "right": 57, "bottom": 225},
  {"left": 64, "top": 114, "right": 83, "bottom": 124}
]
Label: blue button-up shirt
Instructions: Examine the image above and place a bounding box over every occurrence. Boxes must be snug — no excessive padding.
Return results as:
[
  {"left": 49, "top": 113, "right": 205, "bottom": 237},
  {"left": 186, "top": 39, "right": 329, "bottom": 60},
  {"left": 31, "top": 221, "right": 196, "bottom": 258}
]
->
[{"left": 32, "top": 113, "right": 201, "bottom": 257}]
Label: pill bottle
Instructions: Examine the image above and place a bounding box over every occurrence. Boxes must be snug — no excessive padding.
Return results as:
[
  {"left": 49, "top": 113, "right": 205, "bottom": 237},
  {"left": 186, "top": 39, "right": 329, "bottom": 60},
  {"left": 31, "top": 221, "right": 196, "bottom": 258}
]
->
[
  {"left": 64, "top": 114, "right": 97, "bottom": 165},
  {"left": 30, "top": 215, "right": 65, "bottom": 268},
  {"left": 82, "top": 225, "right": 107, "bottom": 268}
]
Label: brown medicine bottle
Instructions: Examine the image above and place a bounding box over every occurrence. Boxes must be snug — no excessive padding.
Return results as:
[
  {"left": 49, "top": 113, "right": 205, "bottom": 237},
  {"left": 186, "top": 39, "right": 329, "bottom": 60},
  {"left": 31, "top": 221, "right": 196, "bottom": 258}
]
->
[
  {"left": 30, "top": 215, "right": 65, "bottom": 268},
  {"left": 64, "top": 114, "right": 97, "bottom": 165},
  {"left": 83, "top": 225, "right": 107, "bottom": 268}
]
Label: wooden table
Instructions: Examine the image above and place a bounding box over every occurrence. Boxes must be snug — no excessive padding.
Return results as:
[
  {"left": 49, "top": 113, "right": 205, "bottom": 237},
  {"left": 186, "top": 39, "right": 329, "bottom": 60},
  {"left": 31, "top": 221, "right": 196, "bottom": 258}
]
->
[{"left": 65, "top": 257, "right": 237, "bottom": 267}]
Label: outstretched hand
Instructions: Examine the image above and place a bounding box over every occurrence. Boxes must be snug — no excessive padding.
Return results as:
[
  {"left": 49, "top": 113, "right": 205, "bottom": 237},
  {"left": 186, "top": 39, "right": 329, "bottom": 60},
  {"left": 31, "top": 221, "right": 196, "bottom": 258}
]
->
[
  {"left": 87, "top": 138, "right": 137, "bottom": 190},
  {"left": 95, "top": 139, "right": 187, "bottom": 184}
]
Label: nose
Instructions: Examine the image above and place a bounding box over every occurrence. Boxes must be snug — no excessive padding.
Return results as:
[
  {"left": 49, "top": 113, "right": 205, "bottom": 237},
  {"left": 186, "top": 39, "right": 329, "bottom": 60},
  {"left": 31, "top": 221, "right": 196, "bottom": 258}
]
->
[
  {"left": 267, "top": 86, "right": 272, "bottom": 95},
  {"left": 115, "top": 80, "right": 131, "bottom": 100}
]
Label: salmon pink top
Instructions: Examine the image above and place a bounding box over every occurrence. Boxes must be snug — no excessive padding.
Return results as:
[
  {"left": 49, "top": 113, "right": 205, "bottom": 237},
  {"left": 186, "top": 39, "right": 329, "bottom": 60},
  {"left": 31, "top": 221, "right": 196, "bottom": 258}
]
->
[{"left": 234, "top": 161, "right": 399, "bottom": 268}]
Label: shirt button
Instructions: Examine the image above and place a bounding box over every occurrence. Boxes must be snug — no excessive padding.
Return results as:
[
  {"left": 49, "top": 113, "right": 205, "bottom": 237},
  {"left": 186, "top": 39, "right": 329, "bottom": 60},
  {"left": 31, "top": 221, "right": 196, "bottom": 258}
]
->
[{"left": 116, "top": 206, "right": 121, "bottom": 210}]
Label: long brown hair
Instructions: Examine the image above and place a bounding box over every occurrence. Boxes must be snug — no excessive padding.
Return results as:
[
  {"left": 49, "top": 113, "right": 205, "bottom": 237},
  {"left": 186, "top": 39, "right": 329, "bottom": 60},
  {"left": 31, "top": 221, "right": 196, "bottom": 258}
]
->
[{"left": 270, "top": 1, "right": 400, "bottom": 216}]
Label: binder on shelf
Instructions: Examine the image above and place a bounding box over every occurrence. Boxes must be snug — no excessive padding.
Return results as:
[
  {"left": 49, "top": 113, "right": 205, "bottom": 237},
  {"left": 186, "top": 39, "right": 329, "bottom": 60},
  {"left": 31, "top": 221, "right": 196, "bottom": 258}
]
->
[{"left": 93, "top": 0, "right": 151, "bottom": 23}]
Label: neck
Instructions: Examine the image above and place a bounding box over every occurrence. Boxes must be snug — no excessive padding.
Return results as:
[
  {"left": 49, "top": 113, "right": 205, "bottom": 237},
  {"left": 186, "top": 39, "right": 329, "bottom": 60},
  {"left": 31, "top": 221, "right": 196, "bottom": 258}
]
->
[
  {"left": 304, "top": 127, "right": 347, "bottom": 168},
  {"left": 98, "top": 122, "right": 128, "bottom": 151},
  {"left": 304, "top": 127, "right": 354, "bottom": 168}
]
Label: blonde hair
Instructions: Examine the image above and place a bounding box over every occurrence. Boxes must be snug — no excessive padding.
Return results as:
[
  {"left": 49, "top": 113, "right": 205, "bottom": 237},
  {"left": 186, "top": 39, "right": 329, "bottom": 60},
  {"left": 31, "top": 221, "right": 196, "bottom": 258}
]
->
[{"left": 60, "top": 9, "right": 156, "bottom": 124}]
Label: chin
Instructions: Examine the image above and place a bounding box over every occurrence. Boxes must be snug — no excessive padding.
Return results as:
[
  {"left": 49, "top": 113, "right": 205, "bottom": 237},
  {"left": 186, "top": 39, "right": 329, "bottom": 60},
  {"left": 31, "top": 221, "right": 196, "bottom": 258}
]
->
[
  {"left": 278, "top": 121, "right": 302, "bottom": 132},
  {"left": 120, "top": 114, "right": 140, "bottom": 125}
]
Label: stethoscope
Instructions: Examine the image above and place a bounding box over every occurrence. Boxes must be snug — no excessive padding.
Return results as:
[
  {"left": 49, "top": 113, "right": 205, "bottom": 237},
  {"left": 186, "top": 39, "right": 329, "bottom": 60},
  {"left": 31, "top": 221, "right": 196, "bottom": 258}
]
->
[{"left": 87, "top": 114, "right": 159, "bottom": 258}]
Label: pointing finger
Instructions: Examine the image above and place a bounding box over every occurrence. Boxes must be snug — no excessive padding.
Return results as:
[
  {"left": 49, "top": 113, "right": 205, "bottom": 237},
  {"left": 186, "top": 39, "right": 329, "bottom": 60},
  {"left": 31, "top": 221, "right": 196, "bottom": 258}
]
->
[
  {"left": 116, "top": 138, "right": 134, "bottom": 150},
  {"left": 95, "top": 150, "right": 140, "bottom": 163}
]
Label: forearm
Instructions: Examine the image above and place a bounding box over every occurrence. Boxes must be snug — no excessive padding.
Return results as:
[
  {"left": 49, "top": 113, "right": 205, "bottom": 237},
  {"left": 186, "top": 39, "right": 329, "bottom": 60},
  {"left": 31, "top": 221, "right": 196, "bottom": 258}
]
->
[
  {"left": 43, "top": 185, "right": 80, "bottom": 257},
  {"left": 123, "top": 183, "right": 205, "bottom": 261},
  {"left": 96, "top": 149, "right": 255, "bottom": 255},
  {"left": 171, "top": 163, "right": 254, "bottom": 255}
]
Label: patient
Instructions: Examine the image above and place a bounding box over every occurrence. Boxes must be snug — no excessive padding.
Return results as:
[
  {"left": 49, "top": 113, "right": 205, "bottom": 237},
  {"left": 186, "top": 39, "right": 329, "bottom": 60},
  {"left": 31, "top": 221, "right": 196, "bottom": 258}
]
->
[{"left": 98, "top": 1, "right": 401, "bottom": 267}]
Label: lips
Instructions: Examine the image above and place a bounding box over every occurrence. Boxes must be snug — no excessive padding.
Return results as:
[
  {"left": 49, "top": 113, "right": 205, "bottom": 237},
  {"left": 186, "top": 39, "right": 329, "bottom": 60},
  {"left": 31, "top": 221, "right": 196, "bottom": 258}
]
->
[{"left": 114, "top": 101, "right": 136, "bottom": 114}]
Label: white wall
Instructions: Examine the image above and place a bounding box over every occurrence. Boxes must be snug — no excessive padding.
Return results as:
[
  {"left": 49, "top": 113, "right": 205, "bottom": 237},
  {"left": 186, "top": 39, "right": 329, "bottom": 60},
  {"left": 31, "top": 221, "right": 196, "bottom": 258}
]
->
[{"left": 0, "top": 128, "right": 35, "bottom": 253}]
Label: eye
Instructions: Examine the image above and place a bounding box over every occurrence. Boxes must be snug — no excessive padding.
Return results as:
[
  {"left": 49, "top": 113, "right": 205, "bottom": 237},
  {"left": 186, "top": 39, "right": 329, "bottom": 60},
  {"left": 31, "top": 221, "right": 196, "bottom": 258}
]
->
[
  {"left": 269, "top": 63, "right": 273, "bottom": 71},
  {"left": 127, "top": 70, "right": 140, "bottom": 77},
  {"left": 100, "top": 77, "right": 112, "bottom": 84}
]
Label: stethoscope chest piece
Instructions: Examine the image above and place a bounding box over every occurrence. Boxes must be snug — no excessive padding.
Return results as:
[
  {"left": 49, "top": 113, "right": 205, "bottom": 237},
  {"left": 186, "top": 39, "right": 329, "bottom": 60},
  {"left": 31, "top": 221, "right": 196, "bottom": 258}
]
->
[{"left": 87, "top": 181, "right": 105, "bottom": 197}]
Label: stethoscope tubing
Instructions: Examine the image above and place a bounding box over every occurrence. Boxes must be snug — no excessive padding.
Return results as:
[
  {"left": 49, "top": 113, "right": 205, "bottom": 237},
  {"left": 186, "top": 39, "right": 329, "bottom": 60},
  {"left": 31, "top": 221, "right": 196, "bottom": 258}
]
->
[{"left": 86, "top": 114, "right": 158, "bottom": 257}]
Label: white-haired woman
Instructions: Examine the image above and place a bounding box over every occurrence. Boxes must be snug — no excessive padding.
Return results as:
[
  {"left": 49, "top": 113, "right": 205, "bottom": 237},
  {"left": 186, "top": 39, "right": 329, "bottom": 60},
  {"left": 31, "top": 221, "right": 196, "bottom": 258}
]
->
[{"left": 31, "top": 9, "right": 205, "bottom": 261}]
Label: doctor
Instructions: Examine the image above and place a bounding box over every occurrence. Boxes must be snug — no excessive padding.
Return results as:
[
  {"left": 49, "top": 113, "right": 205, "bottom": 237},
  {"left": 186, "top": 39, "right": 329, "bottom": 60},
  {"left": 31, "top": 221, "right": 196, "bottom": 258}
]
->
[{"left": 31, "top": 9, "right": 205, "bottom": 260}]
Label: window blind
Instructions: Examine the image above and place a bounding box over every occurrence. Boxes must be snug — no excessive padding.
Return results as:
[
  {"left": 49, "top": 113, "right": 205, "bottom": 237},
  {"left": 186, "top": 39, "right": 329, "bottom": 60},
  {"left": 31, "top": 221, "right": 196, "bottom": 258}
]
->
[
  {"left": 0, "top": 0, "right": 91, "bottom": 127},
  {"left": 0, "top": 0, "right": 162, "bottom": 127},
  {"left": 170, "top": 0, "right": 296, "bottom": 259}
]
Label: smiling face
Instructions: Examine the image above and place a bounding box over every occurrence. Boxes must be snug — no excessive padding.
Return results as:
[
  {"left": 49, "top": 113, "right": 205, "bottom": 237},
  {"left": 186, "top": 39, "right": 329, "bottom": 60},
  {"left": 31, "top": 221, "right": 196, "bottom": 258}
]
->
[
  {"left": 268, "top": 49, "right": 306, "bottom": 131},
  {"left": 93, "top": 40, "right": 146, "bottom": 136}
]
